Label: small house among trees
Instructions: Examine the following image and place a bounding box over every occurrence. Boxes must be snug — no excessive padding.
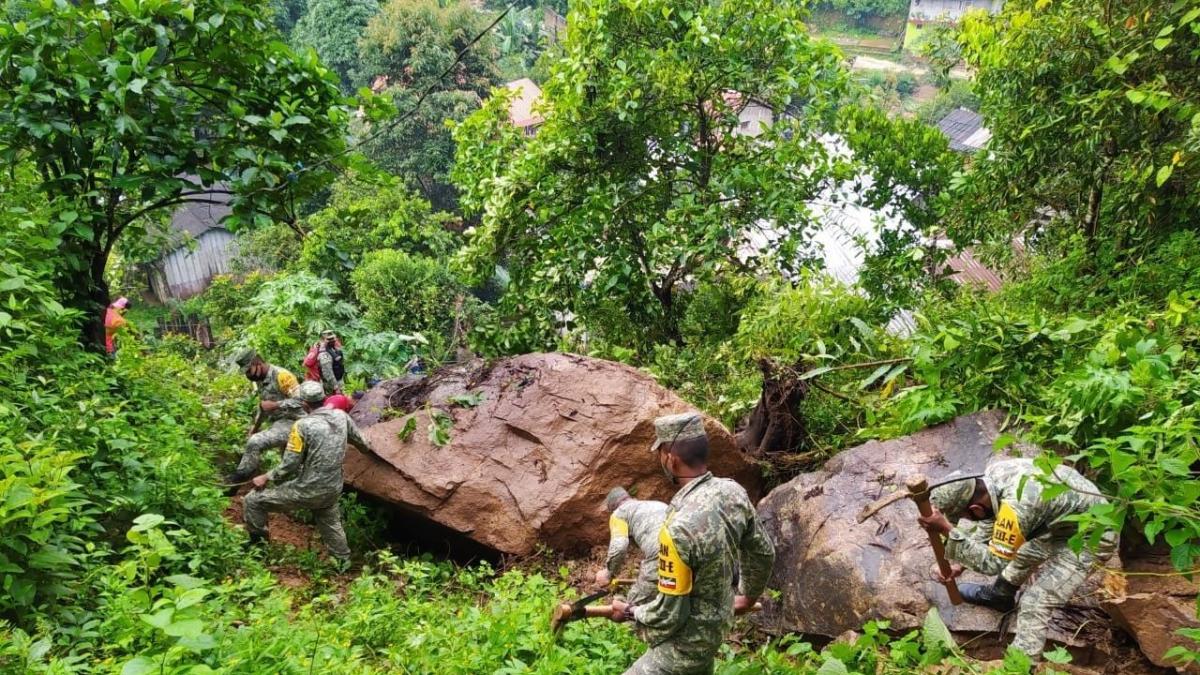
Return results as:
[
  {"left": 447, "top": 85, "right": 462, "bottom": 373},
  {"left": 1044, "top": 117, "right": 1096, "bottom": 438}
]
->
[
  {"left": 147, "top": 189, "right": 238, "bottom": 302},
  {"left": 505, "top": 78, "right": 545, "bottom": 135}
]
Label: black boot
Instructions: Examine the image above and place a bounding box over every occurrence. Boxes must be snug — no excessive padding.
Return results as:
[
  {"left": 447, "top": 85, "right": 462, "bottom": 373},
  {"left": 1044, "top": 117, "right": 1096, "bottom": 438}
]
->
[
  {"left": 246, "top": 531, "right": 268, "bottom": 550},
  {"left": 960, "top": 578, "right": 1017, "bottom": 612}
]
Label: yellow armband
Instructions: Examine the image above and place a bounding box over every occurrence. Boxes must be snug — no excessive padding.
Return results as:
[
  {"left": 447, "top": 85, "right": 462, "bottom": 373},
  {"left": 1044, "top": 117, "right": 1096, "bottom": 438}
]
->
[
  {"left": 609, "top": 514, "right": 629, "bottom": 538},
  {"left": 989, "top": 502, "right": 1025, "bottom": 560},
  {"left": 657, "top": 521, "right": 693, "bottom": 596},
  {"left": 286, "top": 424, "right": 304, "bottom": 454}
]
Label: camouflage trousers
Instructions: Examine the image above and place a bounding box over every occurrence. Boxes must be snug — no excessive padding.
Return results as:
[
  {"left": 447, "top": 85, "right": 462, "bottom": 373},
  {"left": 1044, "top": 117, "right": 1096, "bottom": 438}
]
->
[
  {"left": 624, "top": 640, "right": 716, "bottom": 675},
  {"left": 235, "top": 418, "right": 294, "bottom": 475},
  {"left": 242, "top": 486, "right": 350, "bottom": 561},
  {"left": 1004, "top": 532, "right": 1116, "bottom": 658}
]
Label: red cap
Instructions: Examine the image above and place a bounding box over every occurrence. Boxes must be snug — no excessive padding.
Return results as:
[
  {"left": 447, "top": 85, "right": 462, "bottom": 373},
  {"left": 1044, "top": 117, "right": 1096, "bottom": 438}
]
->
[{"left": 324, "top": 394, "right": 353, "bottom": 412}]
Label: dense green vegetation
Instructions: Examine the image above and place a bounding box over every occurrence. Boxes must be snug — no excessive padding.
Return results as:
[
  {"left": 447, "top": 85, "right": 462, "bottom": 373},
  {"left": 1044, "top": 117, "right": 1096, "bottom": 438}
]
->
[{"left": 2, "top": 0, "right": 1199, "bottom": 671}]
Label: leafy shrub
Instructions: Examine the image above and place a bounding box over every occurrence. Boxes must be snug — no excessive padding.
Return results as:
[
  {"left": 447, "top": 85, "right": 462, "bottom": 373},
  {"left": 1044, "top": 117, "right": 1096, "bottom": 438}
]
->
[
  {"left": 298, "top": 177, "right": 458, "bottom": 294},
  {"left": 871, "top": 284, "right": 1200, "bottom": 569},
  {"left": 351, "top": 249, "right": 467, "bottom": 358}
]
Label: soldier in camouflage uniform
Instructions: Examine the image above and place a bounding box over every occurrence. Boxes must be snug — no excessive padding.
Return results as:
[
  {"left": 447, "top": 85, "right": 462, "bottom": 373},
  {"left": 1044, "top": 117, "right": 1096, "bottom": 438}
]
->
[
  {"left": 317, "top": 329, "right": 345, "bottom": 395},
  {"left": 610, "top": 412, "right": 776, "bottom": 675},
  {"left": 920, "top": 458, "right": 1116, "bottom": 660},
  {"left": 226, "top": 349, "right": 305, "bottom": 489},
  {"left": 243, "top": 381, "right": 376, "bottom": 564},
  {"left": 597, "top": 487, "right": 669, "bottom": 608}
]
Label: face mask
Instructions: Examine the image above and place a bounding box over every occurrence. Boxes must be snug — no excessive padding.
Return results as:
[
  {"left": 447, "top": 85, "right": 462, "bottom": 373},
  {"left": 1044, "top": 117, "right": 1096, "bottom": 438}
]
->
[{"left": 660, "top": 455, "right": 678, "bottom": 485}]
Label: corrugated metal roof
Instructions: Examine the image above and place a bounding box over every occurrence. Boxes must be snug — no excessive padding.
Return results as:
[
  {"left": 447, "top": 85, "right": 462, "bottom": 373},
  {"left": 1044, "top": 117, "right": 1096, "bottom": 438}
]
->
[{"left": 937, "top": 108, "right": 989, "bottom": 153}]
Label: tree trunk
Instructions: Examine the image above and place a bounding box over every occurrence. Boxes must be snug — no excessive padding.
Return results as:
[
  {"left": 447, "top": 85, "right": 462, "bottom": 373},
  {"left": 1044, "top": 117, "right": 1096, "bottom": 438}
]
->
[
  {"left": 736, "top": 359, "right": 808, "bottom": 456},
  {"left": 60, "top": 250, "right": 111, "bottom": 354}
]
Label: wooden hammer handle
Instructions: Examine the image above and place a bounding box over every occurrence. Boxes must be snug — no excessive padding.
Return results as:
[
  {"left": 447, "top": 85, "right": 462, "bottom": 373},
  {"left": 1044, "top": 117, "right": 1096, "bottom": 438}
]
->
[
  {"left": 908, "top": 476, "right": 964, "bottom": 605},
  {"left": 582, "top": 601, "right": 763, "bottom": 618}
]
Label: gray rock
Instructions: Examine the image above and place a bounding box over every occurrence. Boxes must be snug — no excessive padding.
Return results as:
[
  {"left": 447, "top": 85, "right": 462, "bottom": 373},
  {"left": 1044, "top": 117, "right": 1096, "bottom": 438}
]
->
[{"left": 755, "top": 411, "right": 1121, "bottom": 660}]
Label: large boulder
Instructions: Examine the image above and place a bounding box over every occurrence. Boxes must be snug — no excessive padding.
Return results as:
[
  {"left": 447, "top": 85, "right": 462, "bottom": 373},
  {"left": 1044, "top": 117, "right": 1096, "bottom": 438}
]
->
[
  {"left": 756, "top": 412, "right": 1122, "bottom": 660},
  {"left": 1101, "top": 531, "right": 1200, "bottom": 671},
  {"left": 345, "top": 353, "right": 762, "bottom": 556}
]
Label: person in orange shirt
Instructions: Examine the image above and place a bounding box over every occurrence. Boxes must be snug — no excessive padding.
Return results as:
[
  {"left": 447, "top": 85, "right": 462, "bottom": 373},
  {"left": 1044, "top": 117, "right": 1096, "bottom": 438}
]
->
[{"left": 104, "top": 297, "right": 131, "bottom": 355}]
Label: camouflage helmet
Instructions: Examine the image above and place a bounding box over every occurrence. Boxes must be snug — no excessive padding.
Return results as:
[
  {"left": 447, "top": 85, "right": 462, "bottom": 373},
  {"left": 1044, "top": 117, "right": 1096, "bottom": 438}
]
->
[
  {"left": 930, "top": 473, "right": 980, "bottom": 519},
  {"left": 605, "top": 486, "right": 630, "bottom": 511},
  {"left": 296, "top": 381, "right": 326, "bottom": 403},
  {"left": 651, "top": 412, "right": 706, "bottom": 452},
  {"left": 233, "top": 348, "right": 258, "bottom": 369}
]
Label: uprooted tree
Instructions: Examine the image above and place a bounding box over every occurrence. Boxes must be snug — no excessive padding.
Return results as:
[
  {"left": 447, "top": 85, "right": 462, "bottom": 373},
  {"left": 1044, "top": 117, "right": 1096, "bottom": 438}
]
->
[{"left": 0, "top": 0, "right": 384, "bottom": 350}]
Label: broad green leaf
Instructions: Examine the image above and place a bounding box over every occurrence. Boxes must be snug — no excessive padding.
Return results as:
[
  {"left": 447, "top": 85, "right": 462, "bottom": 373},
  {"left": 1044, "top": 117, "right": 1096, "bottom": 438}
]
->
[
  {"left": 814, "top": 657, "right": 849, "bottom": 675},
  {"left": 121, "top": 657, "right": 157, "bottom": 675},
  {"left": 1156, "top": 164, "right": 1174, "bottom": 187},
  {"left": 163, "top": 619, "right": 205, "bottom": 638}
]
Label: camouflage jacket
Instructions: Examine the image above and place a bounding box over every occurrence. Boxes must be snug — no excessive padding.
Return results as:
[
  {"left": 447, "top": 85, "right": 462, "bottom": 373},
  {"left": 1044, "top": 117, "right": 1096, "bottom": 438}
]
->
[
  {"left": 607, "top": 499, "right": 669, "bottom": 588},
  {"left": 266, "top": 408, "right": 372, "bottom": 497},
  {"left": 257, "top": 365, "right": 304, "bottom": 422},
  {"left": 317, "top": 349, "right": 343, "bottom": 393},
  {"left": 632, "top": 473, "right": 776, "bottom": 652},
  {"left": 945, "top": 459, "right": 1110, "bottom": 579}
]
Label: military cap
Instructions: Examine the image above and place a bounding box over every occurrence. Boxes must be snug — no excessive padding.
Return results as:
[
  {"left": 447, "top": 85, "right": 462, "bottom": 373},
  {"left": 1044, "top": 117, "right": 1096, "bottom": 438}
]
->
[
  {"left": 930, "top": 474, "right": 978, "bottom": 519},
  {"left": 605, "top": 486, "right": 630, "bottom": 511},
  {"left": 651, "top": 412, "right": 706, "bottom": 452},
  {"left": 296, "top": 381, "right": 326, "bottom": 403},
  {"left": 233, "top": 348, "right": 258, "bottom": 369}
]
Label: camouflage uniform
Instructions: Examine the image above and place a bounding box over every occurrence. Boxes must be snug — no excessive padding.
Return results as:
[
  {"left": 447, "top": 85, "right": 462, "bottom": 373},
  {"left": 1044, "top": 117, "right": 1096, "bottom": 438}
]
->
[
  {"left": 242, "top": 401, "right": 373, "bottom": 561},
  {"left": 932, "top": 459, "right": 1116, "bottom": 658},
  {"left": 235, "top": 365, "right": 304, "bottom": 475},
  {"left": 607, "top": 498, "right": 670, "bottom": 607},
  {"left": 625, "top": 412, "right": 775, "bottom": 675},
  {"left": 317, "top": 330, "right": 344, "bottom": 395}
]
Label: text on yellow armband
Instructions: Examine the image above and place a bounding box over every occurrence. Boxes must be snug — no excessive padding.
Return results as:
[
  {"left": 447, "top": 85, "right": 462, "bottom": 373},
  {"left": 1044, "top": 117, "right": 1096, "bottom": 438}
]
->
[
  {"left": 609, "top": 514, "right": 629, "bottom": 538},
  {"left": 657, "top": 517, "right": 693, "bottom": 596},
  {"left": 286, "top": 424, "right": 304, "bottom": 454},
  {"left": 988, "top": 502, "right": 1025, "bottom": 560}
]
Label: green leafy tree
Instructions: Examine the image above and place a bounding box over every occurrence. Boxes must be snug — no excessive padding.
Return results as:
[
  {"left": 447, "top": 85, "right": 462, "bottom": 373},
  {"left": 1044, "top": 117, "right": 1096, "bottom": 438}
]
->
[
  {"left": 298, "top": 176, "right": 458, "bottom": 293},
  {"left": 291, "top": 0, "right": 380, "bottom": 91},
  {"left": 823, "top": 0, "right": 908, "bottom": 23},
  {"left": 454, "top": 0, "right": 950, "bottom": 352},
  {"left": 352, "top": 249, "right": 467, "bottom": 358},
  {"left": 0, "top": 0, "right": 375, "bottom": 350},
  {"left": 357, "top": 0, "right": 501, "bottom": 211},
  {"left": 952, "top": 0, "right": 1200, "bottom": 258},
  {"left": 268, "top": 0, "right": 308, "bottom": 37}
]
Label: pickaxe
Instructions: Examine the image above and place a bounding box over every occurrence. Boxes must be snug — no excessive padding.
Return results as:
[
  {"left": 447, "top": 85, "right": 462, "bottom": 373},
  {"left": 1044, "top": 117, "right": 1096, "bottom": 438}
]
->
[{"left": 857, "top": 473, "right": 981, "bottom": 606}]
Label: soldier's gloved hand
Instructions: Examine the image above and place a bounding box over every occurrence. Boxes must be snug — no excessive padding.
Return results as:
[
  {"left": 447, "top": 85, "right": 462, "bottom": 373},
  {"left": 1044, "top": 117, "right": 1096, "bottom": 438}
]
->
[
  {"left": 917, "top": 507, "right": 953, "bottom": 536},
  {"left": 594, "top": 569, "right": 611, "bottom": 588},
  {"left": 609, "top": 599, "right": 633, "bottom": 623},
  {"left": 929, "top": 562, "right": 964, "bottom": 584}
]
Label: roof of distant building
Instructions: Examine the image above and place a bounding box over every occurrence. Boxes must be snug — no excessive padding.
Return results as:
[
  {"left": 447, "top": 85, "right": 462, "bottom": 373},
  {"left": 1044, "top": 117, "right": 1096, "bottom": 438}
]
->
[
  {"left": 504, "top": 78, "right": 544, "bottom": 129},
  {"left": 937, "top": 108, "right": 991, "bottom": 153}
]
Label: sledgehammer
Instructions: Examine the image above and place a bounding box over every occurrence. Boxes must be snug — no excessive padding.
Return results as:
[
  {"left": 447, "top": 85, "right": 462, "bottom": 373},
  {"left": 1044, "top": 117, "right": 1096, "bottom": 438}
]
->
[
  {"left": 550, "top": 593, "right": 763, "bottom": 635},
  {"left": 857, "top": 473, "right": 965, "bottom": 605}
]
